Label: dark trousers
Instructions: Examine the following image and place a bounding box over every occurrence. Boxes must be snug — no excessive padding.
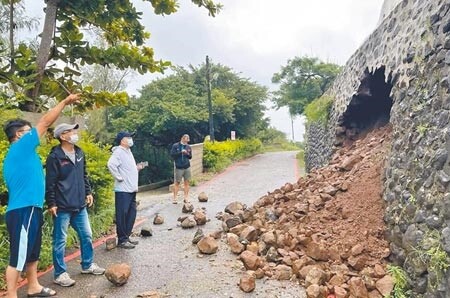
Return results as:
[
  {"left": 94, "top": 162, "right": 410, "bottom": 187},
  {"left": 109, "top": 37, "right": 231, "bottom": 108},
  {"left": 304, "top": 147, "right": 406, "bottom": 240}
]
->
[{"left": 115, "top": 192, "right": 137, "bottom": 244}]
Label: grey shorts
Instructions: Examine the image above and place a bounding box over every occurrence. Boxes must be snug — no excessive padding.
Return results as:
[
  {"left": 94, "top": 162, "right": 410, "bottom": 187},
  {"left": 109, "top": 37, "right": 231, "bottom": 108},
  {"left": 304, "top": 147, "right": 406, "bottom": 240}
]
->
[{"left": 175, "top": 168, "right": 191, "bottom": 183}]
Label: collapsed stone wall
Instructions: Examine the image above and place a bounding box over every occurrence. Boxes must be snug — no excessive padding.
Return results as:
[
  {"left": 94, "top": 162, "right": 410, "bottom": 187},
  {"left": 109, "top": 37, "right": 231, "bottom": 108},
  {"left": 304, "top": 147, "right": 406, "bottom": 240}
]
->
[{"left": 305, "top": 0, "right": 450, "bottom": 296}]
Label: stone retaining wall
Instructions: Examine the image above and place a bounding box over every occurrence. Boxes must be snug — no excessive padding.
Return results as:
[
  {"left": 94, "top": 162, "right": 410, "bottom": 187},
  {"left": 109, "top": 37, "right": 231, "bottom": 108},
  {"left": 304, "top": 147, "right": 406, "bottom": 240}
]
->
[{"left": 305, "top": 0, "right": 450, "bottom": 296}]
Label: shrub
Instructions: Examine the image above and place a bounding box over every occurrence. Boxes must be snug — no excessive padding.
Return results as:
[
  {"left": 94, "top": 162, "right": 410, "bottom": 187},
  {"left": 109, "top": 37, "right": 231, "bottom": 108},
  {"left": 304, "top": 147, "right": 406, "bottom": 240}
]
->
[
  {"left": 203, "top": 138, "right": 262, "bottom": 172},
  {"left": 304, "top": 95, "right": 333, "bottom": 124}
]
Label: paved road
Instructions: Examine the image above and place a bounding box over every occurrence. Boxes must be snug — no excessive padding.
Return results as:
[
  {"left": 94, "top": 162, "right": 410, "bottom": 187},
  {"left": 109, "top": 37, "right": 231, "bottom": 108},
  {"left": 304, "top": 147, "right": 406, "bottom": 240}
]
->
[{"left": 18, "top": 151, "right": 306, "bottom": 298}]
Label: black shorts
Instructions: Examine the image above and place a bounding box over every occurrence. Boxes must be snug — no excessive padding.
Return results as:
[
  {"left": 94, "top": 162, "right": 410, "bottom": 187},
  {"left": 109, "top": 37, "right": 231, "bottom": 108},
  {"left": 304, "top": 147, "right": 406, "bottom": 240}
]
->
[{"left": 6, "top": 206, "right": 43, "bottom": 271}]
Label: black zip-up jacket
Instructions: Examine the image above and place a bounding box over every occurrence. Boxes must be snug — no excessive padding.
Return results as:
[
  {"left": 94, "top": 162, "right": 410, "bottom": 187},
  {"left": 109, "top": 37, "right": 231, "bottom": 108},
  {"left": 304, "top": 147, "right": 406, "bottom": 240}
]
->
[
  {"left": 45, "top": 145, "right": 91, "bottom": 212},
  {"left": 170, "top": 142, "right": 192, "bottom": 169}
]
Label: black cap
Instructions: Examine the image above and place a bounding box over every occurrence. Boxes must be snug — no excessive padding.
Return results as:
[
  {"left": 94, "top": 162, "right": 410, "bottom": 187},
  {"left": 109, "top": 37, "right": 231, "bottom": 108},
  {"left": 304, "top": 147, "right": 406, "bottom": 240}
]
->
[{"left": 115, "top": 131, "right": 135, "bottom": 145}]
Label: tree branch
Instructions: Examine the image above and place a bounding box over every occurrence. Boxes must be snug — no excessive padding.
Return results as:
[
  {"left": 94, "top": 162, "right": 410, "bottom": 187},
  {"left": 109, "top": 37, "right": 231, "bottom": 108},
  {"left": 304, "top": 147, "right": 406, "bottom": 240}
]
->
[{"left": 32, "top": 0, "right": 60, "bottom": 107}]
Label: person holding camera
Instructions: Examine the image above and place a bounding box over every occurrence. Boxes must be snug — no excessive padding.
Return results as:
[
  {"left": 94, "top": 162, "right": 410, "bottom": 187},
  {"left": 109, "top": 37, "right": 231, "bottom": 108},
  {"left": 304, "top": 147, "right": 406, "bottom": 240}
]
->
[
  {"left": 170, "top": 134, "right": 192, "bottom": 204},
  {"left": 107, "top": 131, "right": 147, "bottom": 249}
]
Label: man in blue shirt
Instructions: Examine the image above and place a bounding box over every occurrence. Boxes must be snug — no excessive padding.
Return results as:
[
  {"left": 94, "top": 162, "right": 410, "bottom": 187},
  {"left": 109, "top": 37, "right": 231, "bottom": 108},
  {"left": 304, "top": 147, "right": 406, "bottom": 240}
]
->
[{"left": 2, "top": 94, "right": 80, "bottom": 298}]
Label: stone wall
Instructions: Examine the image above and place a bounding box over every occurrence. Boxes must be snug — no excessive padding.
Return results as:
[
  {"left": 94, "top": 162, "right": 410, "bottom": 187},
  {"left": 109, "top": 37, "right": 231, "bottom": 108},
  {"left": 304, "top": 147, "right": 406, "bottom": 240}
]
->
[
  {"left": 304, "top": 122, "right": 332, "bottom": 172},
  {"left": 378, "top": 0, "right": 403, "bottom": 25},
  {"left": 189, "top": 143, "right": 204, "bottom": 178},
  {"left": 305, "top": 0, "right": 450, "bottom": 296}
]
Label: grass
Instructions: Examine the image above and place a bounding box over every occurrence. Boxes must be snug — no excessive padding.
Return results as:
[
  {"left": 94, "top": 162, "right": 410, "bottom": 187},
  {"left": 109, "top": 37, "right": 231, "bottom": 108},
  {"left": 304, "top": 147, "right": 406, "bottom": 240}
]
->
[{"left": 386, "top": 265, "right": 411, "bottom": 298}]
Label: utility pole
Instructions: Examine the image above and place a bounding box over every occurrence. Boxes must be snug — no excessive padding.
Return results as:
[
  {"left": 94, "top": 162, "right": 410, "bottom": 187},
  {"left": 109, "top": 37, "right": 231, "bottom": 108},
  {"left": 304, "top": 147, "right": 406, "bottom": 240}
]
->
[
  {"left": 206, "top": 55, "right": 215, "bottom": 142},
  {"left": 290, "top": 112, "right": 295, "bottom": 142}
]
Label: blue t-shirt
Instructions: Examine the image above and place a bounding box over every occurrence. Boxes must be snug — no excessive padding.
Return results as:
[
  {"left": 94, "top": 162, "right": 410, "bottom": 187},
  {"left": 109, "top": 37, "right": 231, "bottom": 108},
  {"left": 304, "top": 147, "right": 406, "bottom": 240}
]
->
[{"left": 3, "top": 127, "right": 45, "bottom": 212}]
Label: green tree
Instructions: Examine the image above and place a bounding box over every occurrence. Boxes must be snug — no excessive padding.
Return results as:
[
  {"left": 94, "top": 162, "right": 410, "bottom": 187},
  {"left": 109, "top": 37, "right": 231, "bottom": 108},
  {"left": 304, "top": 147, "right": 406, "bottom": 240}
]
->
[
  {"left": 271, "top": 56, "right": 341, "bottom": 115},
  {"left": 0, "top": 0, "right": 221, "bottom": 112},
  {"left": 108, "top": 63, "right": 269, "bottom": 145}
]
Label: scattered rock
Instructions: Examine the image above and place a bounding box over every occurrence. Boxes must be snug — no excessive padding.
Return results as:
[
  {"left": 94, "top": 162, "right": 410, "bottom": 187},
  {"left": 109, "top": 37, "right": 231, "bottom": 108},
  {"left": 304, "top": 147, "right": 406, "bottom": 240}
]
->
[
  {"left": 192, "top": 228, "right": 204, "bottom": 244},
  {"left": 198, "top": 192, "right": 209, "bottom": 202},
  {"left": 193, "top": 209, "right": 207, "bottom": 225},
  {"left": 153, "top": 214, "right": 164, "bottom": 225},
  {"left": 214, "top": 127, "right": 393, "bottom": 296},
  {"left": 340, "top": 154, "right": 362, "bottom": 171},
  {"left": 375, "top": 275, "right": 394, "bottom": 296},
  {"left": 181, "top": 216, "right": 197, "bottom": 229},
  {"left": 140, "top": 226, "right": 153, "bottom": 237},
  {"left": 225, "top": 201, "right": 245, "bottom": 215},
  {"left": 239, "top": 250, "right": 261, "bottom": 270},
  {"left": 274, "top": 264, "right": 292, "bottom": 280},
  {"left": 240, "top": 226, "right": 258, "bottom": 242},
  {"left": 227, "top": 233, "right": 245, "bottom": 254},
  {"left": 349, "top": 277, "right": 368, "bottom": 297},
  {"left": 182, "top": 203, "right": 194, "bottom": 213},
  {"left": 209, "top": 230, "right": 222, "bottom": 240},
  {"left": 225, "top": 215, "right": 242, "bottom": 228},
  {"left": 105, "top": 238, "right": 116, "bottom": 251},
  {"left": 246, "top": 242, "right": 259, "bottom": 255},
  {"left": 197, "top": 236, "right": 218, "bottom": 254},
  {"left": 351, "top": 243, "right": 364, "bottom": 256},
  {"left": 305, "top": 267, "right": 327, "bottom": 287},
  {"left": 105, "top": 263, "right": 131, "bottom": 286},
  {"left": 239, "top": 273, "right": 255, "bottom": 293}
]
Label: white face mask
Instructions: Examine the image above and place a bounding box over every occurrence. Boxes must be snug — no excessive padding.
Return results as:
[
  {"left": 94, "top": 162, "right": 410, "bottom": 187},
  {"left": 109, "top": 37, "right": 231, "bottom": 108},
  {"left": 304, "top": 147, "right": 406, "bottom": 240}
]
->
[
  {"left": 127, "top": 138, "right": 134, "bottom": 147},
  {"left": 69, "top": 134, "right": 79, "bottom": 144}
]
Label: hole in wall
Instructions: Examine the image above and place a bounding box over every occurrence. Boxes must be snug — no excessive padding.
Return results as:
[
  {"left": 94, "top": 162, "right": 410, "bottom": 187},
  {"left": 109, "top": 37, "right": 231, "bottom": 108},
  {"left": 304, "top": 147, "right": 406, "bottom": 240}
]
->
[{"left": 336, "top": 66, "right": 393, "bottom": 143}]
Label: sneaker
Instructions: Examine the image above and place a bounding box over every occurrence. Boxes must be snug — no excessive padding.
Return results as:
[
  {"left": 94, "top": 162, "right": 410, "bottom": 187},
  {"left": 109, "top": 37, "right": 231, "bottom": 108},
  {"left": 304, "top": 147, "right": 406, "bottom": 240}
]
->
[
  {"left": 117, "top": 241, "right": 135, "bottom": 249},
  {"left": 128, "top": 238, "right": 139, "bottom": 245},
  {"left": 54, "top": 272, "right": 76, "bottom": 287},
  {"left": 81, "top": 263, "right": 106, "bottom": 275}
]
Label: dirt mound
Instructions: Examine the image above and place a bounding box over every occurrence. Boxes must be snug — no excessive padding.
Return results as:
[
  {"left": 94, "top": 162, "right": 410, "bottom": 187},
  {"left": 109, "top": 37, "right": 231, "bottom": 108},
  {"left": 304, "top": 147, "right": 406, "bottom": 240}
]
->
[{"left": 220, "top": 125, "right": 393, "bottom": 297}]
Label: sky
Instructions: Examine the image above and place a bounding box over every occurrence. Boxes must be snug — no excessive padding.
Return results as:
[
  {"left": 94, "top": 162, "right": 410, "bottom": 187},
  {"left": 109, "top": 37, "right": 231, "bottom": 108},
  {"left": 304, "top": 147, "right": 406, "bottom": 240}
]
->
[{"left": 23, "top": 0, "right": 386, "bottom": 142}]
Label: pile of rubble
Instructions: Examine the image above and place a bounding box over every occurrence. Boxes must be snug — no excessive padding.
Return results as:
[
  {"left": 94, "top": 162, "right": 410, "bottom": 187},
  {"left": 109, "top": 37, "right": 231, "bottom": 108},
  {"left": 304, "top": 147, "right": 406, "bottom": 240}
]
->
[{"left": 217, "top": 126, "right": 395, "bottom": 297}]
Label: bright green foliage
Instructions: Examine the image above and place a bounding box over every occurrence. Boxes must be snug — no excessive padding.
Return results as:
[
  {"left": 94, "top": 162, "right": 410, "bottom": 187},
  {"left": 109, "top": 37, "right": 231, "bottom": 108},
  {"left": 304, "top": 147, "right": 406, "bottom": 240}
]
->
[
  {"left": 256, "top": 127, "right": 287, "bottom": 145},
  {"left": 203, "top": 138, "right": 262, "bottom": 172},
  {"left": 272, "top": 56, "right": 341, "bottom": 115},
  {"left": 415, "top": 230, "right": 450, "bottom": 290},
  {"left": 304, "top": 95, "right": 334, "bottom": 124},
  {"left": 386, "top": 265, "right": 411, "bottom": 298},
  {"left": 0, "top": 0, "right": 221, "bottom": 112},
  {"left": 108, "top": 63, "right": 269, "bottom": 145},
  {"left": 0, "top": 118, "right": 114, "bottom": 289}
]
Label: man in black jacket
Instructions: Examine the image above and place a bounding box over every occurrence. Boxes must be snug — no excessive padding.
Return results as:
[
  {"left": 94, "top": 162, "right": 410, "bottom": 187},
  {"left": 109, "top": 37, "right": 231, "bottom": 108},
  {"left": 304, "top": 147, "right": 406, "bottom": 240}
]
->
[
  {"left": 45, "top": 123, "right": 105, "bottom": 288},
  {"left": 170, "top": 134, "right": 192, "bottom": 203}
]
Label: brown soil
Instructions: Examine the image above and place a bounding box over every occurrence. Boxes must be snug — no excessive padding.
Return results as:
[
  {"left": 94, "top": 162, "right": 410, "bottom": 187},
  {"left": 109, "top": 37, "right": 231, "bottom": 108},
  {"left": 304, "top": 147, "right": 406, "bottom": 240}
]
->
[
  {"left": 221, "top": 125, "right": 394, "bottom": 297},
  {"left": 299, "top": 126, "right": 391, "bottom": 265}
]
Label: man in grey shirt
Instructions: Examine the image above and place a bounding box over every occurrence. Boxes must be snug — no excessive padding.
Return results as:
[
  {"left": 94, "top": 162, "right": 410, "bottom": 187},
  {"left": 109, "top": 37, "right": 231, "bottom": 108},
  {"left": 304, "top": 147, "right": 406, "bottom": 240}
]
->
[{"left": 107, "top": 131, "right": 146, "bottom": 249}]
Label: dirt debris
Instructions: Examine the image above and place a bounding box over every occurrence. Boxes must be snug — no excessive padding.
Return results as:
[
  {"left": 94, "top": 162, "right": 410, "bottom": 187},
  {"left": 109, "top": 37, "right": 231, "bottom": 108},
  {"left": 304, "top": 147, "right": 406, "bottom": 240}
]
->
[{"left": 219, "top": 125, "right": 394, "bottom": 297}]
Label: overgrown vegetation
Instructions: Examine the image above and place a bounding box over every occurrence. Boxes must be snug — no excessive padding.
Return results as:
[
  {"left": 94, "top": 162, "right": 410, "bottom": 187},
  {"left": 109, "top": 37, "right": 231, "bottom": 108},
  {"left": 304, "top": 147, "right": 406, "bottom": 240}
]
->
[
  {"left": 296, "top": 147, "right": 305, "bottom": 173},
  {"left": 386, "top": 265, "right": 411, "bottom": 298},
  {"left": 203, "top": 138, "right": 262, "bottom": 172},
  {"left": 260, "top": 130, "right": 301, "bottom": 153},
  {"left": 413, "top": 230, "right": 450, "bottom": 290},
  {"left": 304, "top": 95, "right": 334, "bottom": 124}
]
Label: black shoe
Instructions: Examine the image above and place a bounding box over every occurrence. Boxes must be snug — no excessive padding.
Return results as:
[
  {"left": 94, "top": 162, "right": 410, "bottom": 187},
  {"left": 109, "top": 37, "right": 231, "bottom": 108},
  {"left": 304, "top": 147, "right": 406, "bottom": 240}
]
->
[
  {"left": 128, "top": 238, "right": 139, "bottom": 245},
  {"left": 117, "top": 242, "right": 135, "bottom": 249}
]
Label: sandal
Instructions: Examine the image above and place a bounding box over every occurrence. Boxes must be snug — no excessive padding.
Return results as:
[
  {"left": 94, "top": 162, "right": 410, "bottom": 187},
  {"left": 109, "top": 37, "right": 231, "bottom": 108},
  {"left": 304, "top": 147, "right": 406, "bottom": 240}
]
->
[{"left": 27, "top": 287, "right": 57, "bottom": 297}]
